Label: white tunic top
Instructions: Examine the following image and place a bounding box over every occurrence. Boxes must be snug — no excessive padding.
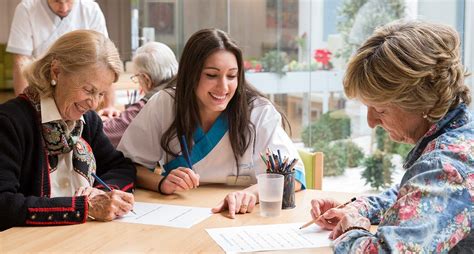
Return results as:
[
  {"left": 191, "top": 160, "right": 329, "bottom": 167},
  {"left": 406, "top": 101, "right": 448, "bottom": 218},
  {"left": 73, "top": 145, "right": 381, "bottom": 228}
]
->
[
  {"left": 41, "top": 96, "right": 90, "bottom": 197},
  {"left": 117, "top": 89, "right": 306, "bottom": 187},
  {"left": 7, "top": 0, "right": 108, "bottom": 58}
]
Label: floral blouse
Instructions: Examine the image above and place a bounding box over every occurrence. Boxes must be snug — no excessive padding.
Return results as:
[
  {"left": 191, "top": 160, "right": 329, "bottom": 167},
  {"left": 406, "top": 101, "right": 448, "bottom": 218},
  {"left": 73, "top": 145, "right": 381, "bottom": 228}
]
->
[{"left": 334, "top": 104, "right": 474, "bottom": 253}]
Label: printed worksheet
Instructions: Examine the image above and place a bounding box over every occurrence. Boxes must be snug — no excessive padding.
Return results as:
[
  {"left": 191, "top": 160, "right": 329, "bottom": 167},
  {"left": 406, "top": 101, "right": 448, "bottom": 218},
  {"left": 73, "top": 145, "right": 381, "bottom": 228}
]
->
[
  {"left": 115, "top": 202, "right": 212, "bottom": 228},
  {"left": 206, "top": 223, "right": 332, "bottom": 252}
]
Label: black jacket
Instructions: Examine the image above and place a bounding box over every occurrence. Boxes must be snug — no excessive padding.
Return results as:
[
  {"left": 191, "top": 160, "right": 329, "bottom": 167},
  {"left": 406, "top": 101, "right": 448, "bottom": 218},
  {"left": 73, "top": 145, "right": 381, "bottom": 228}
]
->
[{"left": 0, "top": 97, "right": 136, "bottom": 231}]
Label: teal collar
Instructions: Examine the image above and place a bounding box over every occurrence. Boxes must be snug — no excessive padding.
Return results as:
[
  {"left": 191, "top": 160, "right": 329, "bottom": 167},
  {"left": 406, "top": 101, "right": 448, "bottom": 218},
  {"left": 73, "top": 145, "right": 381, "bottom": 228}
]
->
[{"left": 162, "top": 113, "right": 229, "bottom": 175}]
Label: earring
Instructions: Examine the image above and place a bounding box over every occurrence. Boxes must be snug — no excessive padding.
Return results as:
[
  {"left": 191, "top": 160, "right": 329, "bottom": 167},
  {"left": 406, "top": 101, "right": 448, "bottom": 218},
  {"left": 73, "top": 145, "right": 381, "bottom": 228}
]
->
[
  {"left": 51, "top": 79, "right": 57, "bottom": 86},
  {"left": 422, "top": 113, "right": 428, "bottom": 119}
]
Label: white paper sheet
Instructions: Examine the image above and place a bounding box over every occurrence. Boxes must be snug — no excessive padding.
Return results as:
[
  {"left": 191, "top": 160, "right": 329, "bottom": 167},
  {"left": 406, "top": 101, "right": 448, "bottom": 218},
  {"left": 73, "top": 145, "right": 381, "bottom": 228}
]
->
[
  {"left": 206, "top": 223, "right": 332, "bottom": 253},
  {"left": 115, "top": 202, "right": 212, "bottom": 228}
]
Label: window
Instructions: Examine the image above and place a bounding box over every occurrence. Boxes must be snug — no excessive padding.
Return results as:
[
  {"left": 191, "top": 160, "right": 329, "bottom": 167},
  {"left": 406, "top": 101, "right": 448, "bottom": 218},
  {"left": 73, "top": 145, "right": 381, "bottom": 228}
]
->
[{"left": 133, "top": 0, "right": 471, "bottom": 193}]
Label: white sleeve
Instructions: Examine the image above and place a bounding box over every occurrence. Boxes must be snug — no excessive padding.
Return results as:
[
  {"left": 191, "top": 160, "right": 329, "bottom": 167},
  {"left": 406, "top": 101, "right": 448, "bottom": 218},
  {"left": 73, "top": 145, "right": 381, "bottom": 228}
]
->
[
  {"left": 6, "top": 3, "right": 34, "bottom": 56},
  {"left": 252, "top": 102, "right": 306, "bottom": 187},
  {"left": 87, "top": 1, "right": 108, "bottom": 37},
  {"left": 117, "top": 91, "right": 170, "bottom": 169}
]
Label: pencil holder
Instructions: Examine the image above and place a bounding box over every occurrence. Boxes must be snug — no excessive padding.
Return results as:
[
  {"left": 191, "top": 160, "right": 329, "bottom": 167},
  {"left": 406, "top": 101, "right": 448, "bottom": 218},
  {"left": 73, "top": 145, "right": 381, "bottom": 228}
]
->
[{"left": 282, "top": 171, "right": 295, "bottom": 209}]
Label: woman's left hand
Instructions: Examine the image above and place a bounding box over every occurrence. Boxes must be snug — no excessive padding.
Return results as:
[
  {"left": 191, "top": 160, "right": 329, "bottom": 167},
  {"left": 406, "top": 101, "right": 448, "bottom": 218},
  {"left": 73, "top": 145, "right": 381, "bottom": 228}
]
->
[
  {"left": 75, "top": 186, "right": 106, "bottom": 199},
  {"left": 212, "top": 191, "right": 257, "bottom": 219}
]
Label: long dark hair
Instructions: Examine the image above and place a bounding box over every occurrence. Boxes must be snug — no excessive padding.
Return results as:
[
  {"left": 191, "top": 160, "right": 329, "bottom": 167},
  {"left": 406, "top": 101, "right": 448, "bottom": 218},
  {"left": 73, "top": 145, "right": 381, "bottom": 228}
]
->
[{"left": 161, "top": 28, "right": 289, "bottom": 174}]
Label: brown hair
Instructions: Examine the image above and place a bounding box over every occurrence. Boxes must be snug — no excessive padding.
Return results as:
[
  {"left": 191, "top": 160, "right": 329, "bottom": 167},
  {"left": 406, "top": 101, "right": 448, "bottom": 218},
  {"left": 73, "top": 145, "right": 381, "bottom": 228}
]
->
[
  {"left": 23, "top": 29, "right": 123, "bottom": 97},
  {"left": 161, "top": 28, "right": 289, "bottom": 173},
  {"left": 344, "top": 20, "right": 470, "bottom": 122}
]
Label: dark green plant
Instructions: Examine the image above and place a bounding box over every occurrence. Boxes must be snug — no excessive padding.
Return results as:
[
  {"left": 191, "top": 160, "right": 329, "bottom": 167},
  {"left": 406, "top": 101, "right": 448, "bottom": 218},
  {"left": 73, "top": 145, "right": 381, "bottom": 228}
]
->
[
  {"left": 301, "top": 110, "right": 350, "bottom": 147},
  {"left": 312, "top": 140, "right": 365, "bottom": 177},
  {"left": 322, "top": 142, "right": 347, "bottom": 176},
  {"left": 328, "top": 110, "right": 351, "bottom": 139},
  {"left": 260, "top": 50, "right": 289, "bottom": 76},
  {"left": 345, "top": 140, "right": 365, "bottom": 167},
  {"left": 301, "top": 110, "right": 353, "bottom": 177},
  {"left": 362, "top": 150, "right": 394, "bottom": 190}
]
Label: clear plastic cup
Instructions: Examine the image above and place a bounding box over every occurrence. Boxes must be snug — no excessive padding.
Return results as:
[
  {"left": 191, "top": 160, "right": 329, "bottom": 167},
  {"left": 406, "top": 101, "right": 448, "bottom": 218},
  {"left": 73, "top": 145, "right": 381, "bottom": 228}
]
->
[{"left": 257, "top": 173, "right": 284, "bottom": 217}]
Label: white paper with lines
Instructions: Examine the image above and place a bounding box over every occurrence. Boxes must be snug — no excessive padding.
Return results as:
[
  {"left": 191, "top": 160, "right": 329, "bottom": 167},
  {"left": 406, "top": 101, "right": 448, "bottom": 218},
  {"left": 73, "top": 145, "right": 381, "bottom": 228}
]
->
[
  {"left": 206, "top": 223, "right": 332, "bottom": 252},
  {"left": 115, "top": 202, "right": 212, "bottom": 228}
]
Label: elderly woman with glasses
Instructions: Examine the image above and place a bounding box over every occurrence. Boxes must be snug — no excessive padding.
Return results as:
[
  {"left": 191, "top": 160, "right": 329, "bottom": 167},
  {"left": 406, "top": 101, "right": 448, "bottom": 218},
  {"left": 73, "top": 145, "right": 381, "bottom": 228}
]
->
[
  {"left": 0, "top": 30, "right": 136, "bottom": 231},
  {"left": 102, "top": 42, "right": 178, "bottom": 147}
]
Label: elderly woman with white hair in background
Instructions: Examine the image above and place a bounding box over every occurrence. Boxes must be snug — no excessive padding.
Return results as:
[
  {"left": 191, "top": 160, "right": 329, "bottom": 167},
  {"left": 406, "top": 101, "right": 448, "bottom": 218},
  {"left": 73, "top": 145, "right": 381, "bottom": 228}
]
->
[{"left": 103, "top": 42, "right": 178, "bottom": 147}]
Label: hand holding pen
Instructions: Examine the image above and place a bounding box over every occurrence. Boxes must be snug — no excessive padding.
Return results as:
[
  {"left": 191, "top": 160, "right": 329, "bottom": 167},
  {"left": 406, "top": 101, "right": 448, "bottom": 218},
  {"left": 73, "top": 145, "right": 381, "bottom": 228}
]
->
[
  {"left": 88, "top": 172, "right": 136, "bottom": 219},
  {"left": 301, "top": 197, "right": 357, "bottom": 230},
  {"left": 157, "top": 135, "right": 200, "bottom": 195}
]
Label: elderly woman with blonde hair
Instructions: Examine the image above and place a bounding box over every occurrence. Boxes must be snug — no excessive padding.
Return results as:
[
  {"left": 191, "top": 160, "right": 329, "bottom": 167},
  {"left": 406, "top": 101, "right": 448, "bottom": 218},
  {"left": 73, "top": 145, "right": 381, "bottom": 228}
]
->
[
  {"left": 103, "top": 41, "right": 178, "bottom": 147},
  {"left": 309, "top": 20, "right": 473, "bottom": 253},
  {"left": 0, "top": 30, "right": 136, "bottom": 231}
]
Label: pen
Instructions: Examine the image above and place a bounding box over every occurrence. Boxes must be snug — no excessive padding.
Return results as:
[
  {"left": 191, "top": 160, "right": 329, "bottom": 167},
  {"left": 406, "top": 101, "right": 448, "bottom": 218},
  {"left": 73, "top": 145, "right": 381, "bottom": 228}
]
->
[
  {"left": 277, "top": 149, "right": 282, "bottom": 168},
  {"left": 90, "top": 172, "right": 136, "bottom": 215},
  {"left": 299, "top": 197, "right": 356, "bottom": 229},
  {"left": 180, "top": 135, "right": 193, "bottom": 170}
]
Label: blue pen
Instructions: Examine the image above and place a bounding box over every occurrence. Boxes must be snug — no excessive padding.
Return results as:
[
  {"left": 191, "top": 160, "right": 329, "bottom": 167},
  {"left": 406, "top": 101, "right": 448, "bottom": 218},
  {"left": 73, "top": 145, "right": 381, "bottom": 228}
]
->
[
  {"left": 180, "top": 135, "right": 193, "bottom": 170},
  {"left": 91, "top": 172, "right": 113, "bottom": 191},
  {"left": 91, "top": 172, "right": 136, "bottom": 215},
  {"left": 277, "top": 149, "right": 283, "bottom": 168}
]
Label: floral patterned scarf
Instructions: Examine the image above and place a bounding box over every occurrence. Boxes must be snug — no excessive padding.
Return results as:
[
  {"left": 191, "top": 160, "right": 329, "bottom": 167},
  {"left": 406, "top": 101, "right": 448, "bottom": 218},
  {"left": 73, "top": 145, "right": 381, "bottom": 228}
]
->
[{"left": 22, "top": 86, "right": 96, "bottom": 183}]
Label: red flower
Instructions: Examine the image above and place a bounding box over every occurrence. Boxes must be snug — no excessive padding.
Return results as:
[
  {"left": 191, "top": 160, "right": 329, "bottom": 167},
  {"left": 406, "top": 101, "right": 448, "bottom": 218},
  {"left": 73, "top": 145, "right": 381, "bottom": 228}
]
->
[
  {"left": 313, "top": 49, "right": 332, "bottom": 67},
  {"left": 244, "top": 60, "right": 252, "bottom": 70}
]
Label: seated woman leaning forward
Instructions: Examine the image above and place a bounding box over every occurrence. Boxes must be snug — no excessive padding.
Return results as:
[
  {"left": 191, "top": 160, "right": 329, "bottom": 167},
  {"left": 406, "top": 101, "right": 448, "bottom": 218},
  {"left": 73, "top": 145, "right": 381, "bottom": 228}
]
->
[
  {"left": 117, "top": 28, "right": 305, "bottom": 218},
  {"left": 309, "top": 20, "right": 474, "bottom": 253},
  {"left": 0, "top": 30, "right": 136, "bottom": 231}
]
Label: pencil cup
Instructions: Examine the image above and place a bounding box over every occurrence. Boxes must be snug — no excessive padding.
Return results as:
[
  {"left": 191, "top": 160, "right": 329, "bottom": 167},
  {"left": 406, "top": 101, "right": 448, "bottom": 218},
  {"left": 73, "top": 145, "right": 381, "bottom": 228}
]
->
[
  {"left": 257, "top": 173, "right": 284, "bottom": 217},
  {"left": 282, "top": 171, "right": 295, "bottom": 209}
]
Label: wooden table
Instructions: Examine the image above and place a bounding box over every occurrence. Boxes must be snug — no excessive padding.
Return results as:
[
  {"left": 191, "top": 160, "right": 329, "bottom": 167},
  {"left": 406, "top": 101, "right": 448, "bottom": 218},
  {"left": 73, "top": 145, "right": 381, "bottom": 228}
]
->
[{"left": 0, "top": 186, "right": 355, "bottom": 253}]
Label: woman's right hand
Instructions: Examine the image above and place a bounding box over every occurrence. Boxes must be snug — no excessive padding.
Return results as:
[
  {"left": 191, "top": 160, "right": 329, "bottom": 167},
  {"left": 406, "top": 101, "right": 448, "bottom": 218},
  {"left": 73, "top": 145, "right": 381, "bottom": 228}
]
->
[
  {"left": 159, "top": 167, "right": 200, "bottom": 194},
  {"left": 88, "top": 190, "right": 134, "bottom": 221},
  {"left": 310, "top": 198, "right": 345, "bottom": 230}
]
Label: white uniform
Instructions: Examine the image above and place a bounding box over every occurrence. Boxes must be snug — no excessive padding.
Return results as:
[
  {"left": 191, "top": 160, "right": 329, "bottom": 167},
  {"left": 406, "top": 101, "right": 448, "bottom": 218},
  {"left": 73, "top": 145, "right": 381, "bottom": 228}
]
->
[
  {"left": 117, "top": 89, "right": 306, "bottom": 187},
  {"left": 7, "top": 0, "right": 108, "bottom": 58}
]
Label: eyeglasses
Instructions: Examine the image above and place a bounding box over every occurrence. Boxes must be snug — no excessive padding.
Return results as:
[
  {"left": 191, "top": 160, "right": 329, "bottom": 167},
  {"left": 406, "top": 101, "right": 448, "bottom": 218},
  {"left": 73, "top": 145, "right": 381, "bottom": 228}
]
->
[{"left": 130, "top": 73, "right": 144, "bottom": 84}]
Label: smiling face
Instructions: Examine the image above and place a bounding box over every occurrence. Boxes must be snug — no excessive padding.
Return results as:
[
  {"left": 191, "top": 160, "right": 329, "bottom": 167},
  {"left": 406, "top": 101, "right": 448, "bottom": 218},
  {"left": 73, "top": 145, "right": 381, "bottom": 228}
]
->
[
  {"left": 364, "top": 101, "right": 431, "bottom": 144},
  {"left": 51, "top": 62, "right": 115, "bottom": 121},
  {"left": 195, "top": 50, "right": 238, "bottom": 127}
]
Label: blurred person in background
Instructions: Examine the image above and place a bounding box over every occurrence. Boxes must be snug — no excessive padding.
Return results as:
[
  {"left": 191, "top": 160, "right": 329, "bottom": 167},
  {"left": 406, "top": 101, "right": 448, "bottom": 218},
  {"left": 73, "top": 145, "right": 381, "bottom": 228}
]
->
[
  {"left": 7, "top": 0, "right": 120, "bottom": 117},
  {"left": 103, "top": 41, "right": 178, "bottom": 147}
]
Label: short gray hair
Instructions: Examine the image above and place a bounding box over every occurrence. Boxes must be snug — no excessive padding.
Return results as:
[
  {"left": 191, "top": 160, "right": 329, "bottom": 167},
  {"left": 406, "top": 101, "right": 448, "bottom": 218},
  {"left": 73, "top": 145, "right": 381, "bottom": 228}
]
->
[{"left": 133, "top": 42, "right": 178, "bottom": 87}]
